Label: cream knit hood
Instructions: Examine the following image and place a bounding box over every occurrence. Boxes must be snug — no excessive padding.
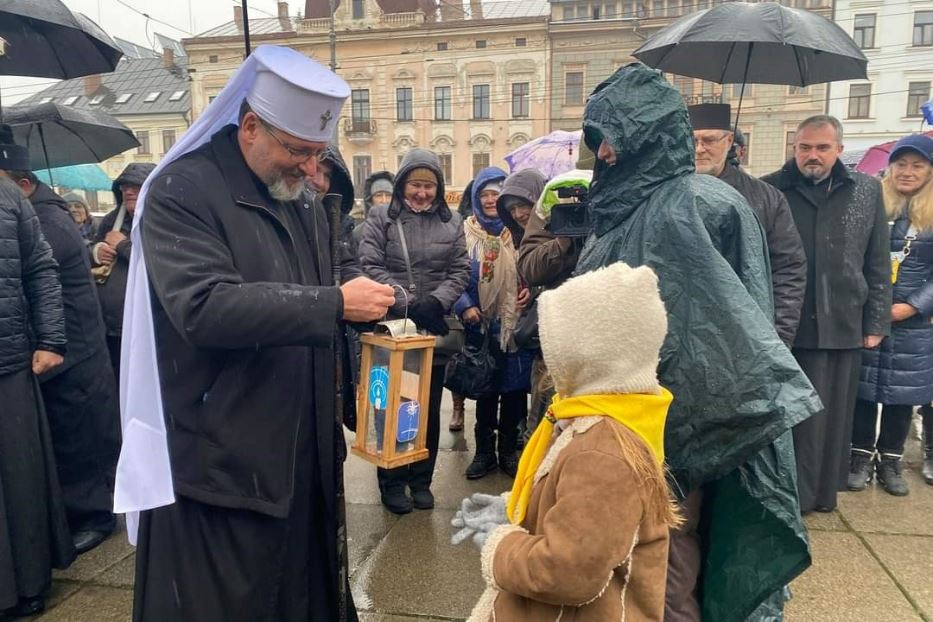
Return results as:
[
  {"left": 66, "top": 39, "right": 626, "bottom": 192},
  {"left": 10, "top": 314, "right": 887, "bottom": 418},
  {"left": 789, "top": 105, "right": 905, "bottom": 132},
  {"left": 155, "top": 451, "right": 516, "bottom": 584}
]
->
[{"left": 538, "top": 262, "right": 668, "bottom": 397}]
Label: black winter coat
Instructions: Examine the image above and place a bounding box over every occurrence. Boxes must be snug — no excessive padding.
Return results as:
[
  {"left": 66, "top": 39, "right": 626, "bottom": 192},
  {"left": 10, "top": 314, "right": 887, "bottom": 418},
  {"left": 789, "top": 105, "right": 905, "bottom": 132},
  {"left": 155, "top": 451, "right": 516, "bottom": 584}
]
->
[
  {"left": 142, "top": 125, "right": 359, "bottom": 519},
  {"left": 358, "top": 148, "right": 470, "bottom": 319},
  {"left": 92, "top": 163, "right": 154, "bottom": 336},
  {"left": 859, "top": 213, "right": 933, "bottom": 405},
  {"left": 719, "top": 163, "right": 807, "bottom": 346},
  {"left": 0, "top": 178, "right": 65, "bottom": 375},
  {"left": 762, "top": 160, "right": 891, "bottom": 350},
  {"left": 29, "top": 183, "right": 108, "bottom": 381},
  {"left": 92, "top": 205, "right": 131, "bottom": 336}
]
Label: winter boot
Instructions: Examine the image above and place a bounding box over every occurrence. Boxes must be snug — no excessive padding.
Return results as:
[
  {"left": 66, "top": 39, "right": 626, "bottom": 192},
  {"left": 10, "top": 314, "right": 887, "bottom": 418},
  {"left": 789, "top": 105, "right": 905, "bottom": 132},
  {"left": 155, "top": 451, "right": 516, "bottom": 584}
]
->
[
  {"left": 847, "top": 448, "right": 874, "bottom": 491},
  {"left": 465, "top": 424, "right": 498, "bottom": 479},
  {"left": 497, "top": 422, "right": 521, "bottom": 479},
  {"left": 449, "top": 393, "right": 465, "bottom": 432},
  {"left": 876, "top": 454, "right": 909, "bottom": 497},
  {"left": 923, "top": 407, "right": 933, "bottom": 486}
]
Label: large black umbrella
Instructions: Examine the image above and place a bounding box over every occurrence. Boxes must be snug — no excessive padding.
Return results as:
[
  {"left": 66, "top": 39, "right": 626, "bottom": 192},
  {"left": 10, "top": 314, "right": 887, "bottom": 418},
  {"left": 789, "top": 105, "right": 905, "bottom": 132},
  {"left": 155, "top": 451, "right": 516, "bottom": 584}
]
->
[
  {"left": 0, "top": 0, "right": 123, "bottom": 80},
  {"left": 4, "top": 102, "right": 139, "bottom": 181},
  {"left": 633, "top": 2, "right": 867, "bottom": 87}
]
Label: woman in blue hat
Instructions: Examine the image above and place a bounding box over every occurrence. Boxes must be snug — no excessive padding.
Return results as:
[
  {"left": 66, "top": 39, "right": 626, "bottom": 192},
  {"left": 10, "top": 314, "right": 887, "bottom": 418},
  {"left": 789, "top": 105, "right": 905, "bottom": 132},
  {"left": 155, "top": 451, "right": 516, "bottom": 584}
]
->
[{"left": 849, "top": 133, "right": 933, "bottom": 493}]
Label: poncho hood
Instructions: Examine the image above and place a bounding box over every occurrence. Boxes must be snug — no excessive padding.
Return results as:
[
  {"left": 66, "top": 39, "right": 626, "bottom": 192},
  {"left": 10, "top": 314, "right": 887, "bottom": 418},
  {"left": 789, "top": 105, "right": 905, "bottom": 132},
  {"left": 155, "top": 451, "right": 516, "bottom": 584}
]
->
[{"left": 583, "top": 63, "right": 695, "bottom": 235}]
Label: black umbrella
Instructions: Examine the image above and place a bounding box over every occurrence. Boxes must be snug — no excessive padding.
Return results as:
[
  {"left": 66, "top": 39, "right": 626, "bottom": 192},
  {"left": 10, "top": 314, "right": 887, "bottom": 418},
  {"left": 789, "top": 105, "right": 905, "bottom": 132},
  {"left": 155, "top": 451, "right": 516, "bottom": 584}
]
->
[
  {"left": 4, "top": 102, "right": 139, "bottom": 183},
  {"left": 0, "top": 0, "right": 123, "bottom": 80},
  {"left": 633, "top": 2, "right": 867, "bottom": 87}
]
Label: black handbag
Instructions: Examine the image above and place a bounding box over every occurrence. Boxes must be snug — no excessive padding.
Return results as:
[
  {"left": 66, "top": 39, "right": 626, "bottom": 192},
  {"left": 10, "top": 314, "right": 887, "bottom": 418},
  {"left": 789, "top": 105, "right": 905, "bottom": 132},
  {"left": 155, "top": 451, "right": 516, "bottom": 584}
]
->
[
  {"left": 514, "top": 297, "right": 540, "bottom": 350},
  {"left": 443, "top": 328, "right": 497, "bottom": 399}
]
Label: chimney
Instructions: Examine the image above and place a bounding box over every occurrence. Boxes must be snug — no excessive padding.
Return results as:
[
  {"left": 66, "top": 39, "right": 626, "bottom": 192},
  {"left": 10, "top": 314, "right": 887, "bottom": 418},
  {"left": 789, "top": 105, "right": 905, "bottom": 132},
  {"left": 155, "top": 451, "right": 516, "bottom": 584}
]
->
[
  {"left": 278, "top": 1, "right": 289, "bottom": 18},
  {"left": 234, "top": 5, "right": 243, "bottom": 28},
  {"left": 469, "top": 0, "right": 482, "bottom": 19},
  {"left": 439, "top": 0, "right": 460, "bottom": 20},
  {"left": 162, "top": 46, "right": 174, "bottom": 69},
  {"left": 84, "top": 74, "right": 101, "bottom": 97}
]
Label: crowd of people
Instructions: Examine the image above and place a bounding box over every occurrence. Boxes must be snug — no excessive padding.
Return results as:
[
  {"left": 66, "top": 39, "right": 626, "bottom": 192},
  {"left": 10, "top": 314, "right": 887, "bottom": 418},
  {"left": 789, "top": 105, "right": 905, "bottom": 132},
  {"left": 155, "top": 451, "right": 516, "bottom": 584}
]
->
[{"left": 1, "top": 43, "right": 932, "bottom": 622}]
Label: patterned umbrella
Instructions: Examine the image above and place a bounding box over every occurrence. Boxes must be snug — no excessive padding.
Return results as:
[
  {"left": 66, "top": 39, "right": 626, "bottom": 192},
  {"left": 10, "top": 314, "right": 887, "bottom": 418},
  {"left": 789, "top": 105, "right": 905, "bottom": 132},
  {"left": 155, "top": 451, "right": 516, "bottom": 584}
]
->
[{"left": 505, "top": 130, "right": 581, "bottom": 179}]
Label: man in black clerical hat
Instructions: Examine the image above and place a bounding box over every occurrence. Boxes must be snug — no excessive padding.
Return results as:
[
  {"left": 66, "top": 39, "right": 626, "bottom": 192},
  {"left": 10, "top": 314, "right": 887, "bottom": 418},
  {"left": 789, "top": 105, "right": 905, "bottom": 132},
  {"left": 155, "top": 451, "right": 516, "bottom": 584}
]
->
[{"left": 689, "top": 103, "right": 807, "bottom": 347}]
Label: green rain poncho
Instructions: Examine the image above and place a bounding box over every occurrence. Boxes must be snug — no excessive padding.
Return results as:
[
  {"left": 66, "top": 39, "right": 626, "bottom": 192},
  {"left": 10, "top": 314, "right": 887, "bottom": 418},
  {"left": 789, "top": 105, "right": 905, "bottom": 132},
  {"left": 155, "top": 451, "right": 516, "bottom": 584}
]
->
[{"left": 577, "top": 64, "right": 821, "bottom": 622}]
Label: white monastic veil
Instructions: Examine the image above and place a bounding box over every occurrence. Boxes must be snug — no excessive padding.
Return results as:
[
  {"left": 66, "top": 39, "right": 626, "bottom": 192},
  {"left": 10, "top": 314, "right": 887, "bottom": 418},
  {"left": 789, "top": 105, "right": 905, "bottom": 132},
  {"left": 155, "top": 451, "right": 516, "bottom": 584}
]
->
[{"left": 114, "top": 46, "right": 276, "bottom": 544}]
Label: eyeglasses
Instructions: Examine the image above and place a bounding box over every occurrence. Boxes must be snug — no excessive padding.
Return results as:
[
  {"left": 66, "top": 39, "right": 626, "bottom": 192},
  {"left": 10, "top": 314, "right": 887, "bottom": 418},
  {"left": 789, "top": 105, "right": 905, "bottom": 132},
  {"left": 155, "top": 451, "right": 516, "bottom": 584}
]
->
[
  {"left": 258, "top": 118, "right": 326, "bottom": 164},
  {"left": 693, "top": 133, "right": 730, "bottom": 149}
]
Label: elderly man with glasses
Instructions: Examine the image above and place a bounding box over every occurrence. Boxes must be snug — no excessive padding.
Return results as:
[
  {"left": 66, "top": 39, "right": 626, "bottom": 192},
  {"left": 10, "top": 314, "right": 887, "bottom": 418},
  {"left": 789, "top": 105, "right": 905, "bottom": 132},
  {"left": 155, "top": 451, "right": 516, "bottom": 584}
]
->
[
  {"left": 689, "top": 103, "right": 807, "bottom": 348},
  {"left": 125, "top": 46, "right": 395, "bottom": 622}
]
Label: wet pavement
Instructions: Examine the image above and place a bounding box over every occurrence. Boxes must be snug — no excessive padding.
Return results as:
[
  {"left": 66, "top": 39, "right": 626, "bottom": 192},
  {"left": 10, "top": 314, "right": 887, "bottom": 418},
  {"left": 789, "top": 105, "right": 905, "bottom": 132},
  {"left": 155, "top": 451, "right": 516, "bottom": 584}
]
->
[{"left": 16, "top": 397, "right": 933, "bottom": 621}]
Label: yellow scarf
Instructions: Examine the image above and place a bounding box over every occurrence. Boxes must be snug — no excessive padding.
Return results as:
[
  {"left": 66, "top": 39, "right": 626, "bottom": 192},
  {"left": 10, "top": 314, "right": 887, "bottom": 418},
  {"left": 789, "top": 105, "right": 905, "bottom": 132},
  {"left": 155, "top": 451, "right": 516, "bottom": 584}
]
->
[{"left": 506, "top": 389, "right": 673, "bottom": 525}]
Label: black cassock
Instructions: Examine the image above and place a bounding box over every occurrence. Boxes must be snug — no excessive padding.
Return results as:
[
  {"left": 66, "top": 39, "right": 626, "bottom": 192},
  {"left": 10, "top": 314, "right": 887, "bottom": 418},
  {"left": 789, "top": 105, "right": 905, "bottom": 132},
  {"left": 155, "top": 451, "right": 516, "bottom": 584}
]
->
[{"left": 132, "top": 127, "right": 358, "bottom": 622}]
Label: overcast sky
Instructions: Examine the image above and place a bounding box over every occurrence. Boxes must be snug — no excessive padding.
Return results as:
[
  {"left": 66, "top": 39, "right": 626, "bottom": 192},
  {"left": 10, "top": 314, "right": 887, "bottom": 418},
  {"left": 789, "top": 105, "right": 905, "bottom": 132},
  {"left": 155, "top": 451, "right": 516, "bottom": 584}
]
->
[{"left": 1, "top": 0, "right": 285, "bottom": 103}]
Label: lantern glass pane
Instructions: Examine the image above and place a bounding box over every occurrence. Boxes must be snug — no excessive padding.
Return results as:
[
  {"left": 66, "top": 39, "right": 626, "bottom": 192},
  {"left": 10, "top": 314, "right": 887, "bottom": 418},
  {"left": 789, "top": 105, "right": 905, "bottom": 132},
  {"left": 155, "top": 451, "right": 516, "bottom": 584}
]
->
[{"left": 365, "top": 346, "right": 392, "bottom": 456}]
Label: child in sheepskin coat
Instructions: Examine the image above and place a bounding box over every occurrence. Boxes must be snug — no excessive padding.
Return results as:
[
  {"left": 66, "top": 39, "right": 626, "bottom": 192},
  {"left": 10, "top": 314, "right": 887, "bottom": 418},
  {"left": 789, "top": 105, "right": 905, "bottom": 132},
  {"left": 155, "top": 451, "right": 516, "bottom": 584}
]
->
[{"left": 453, "top": 262, "right": 681, "bottom": 621}]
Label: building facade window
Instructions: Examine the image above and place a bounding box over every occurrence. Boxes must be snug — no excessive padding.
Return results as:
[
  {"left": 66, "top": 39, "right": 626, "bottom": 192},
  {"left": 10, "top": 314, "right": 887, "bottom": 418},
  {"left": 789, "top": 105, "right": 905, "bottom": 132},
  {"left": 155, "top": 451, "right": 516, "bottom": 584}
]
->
[
  {"left": 434, "top": 86, "right": 451, "bottom": 121},
  {"left": 853, "top": 14, "right": 876, "bottom": 49},
  {"left": 914, "top": 11, "right": 933, "bottom": 46},
  {"left": 437, "top": 42, "right": 448, "bottom": 51},
  {"left": 438, "top": 154, "right": 453, "bottom": 185},
  {"left": 352, "top": 0, "right": 364, "bottom": 19},
  {"left": 137, "top": 131, "right": 150, "bottom": 155},
  {"left": 351, "top": 89, "right": 370, "bottom": 131},
  {"left": 605, "top": 2, "right": 616, "bottom": 18},
  {"left": 472, "top": 153, "right": 490, "bottom": 177},
  {"left": 396, "top": 87, "right": 413, "bottom": 122},
  {"left": 512, "top": 82, "right": 530, "bottom": 118},
  {"left": 785, "top": 130, "right": 796, "bottom": 160},
  {"left": 738, "top": 132, "right": 751, "bottom": 166},
  {"left": 848, "top": 83, "right": 871, "bottom": 119},
  {"left": 473, "top": 84, "right": 491, "bottom": 119},
  {"left": 353, "top": 155, "right": 372, "bottom": 194},
  {"left": 788, "top": 85, "right": 810, "bottom": 96},
  {"left": 907, "top": 81, "right": 931, "bottom": 117},
  {"left": 731, "top": 83, "right": 753, "bottom": 99},
  {"left": 476, "top": 40, "right": 487, "bottom": 49},
  {"left": 162, "top": 129, "right": 176, "bottom": 153},
  {"left": 515, "top": 37, "right": 526, "bottom": 47},
  {"left": 565, "top": 71, "right": 584, "bottom": 105}
]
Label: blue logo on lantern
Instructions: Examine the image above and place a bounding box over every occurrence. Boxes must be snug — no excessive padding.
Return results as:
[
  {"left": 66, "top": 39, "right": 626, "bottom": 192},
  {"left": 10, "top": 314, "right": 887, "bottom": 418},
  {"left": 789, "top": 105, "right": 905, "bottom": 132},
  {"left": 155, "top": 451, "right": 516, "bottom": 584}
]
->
[
  {"left": 396, "top": 400, "right": 420, "bottom": 443},
  {"left": 369, "top": 366, "right": 389, "bottom": 410}
]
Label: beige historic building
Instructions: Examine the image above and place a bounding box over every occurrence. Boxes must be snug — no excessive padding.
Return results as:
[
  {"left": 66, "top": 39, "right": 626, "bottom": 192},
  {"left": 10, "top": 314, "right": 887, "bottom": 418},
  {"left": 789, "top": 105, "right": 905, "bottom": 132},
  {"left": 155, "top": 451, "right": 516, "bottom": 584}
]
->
[
  {"left": 184, "top": 0, "right": 550, "bottom": 199},
  {"left": 548, "top": 0, "right": 833, "bottom": 175}
]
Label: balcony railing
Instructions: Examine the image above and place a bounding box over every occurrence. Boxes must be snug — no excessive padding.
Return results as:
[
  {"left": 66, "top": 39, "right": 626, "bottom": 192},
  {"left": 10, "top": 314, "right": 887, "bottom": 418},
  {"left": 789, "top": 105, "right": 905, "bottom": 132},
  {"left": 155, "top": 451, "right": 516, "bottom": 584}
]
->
[
  {"left": 344, "top": 118, "right": 377, "bottom": 136},
  {"left": 297, "top": 17, "right": 331, "bottom": 33},
  {"left": 379, "top": 11, "right": 424, "bottom": 27}
]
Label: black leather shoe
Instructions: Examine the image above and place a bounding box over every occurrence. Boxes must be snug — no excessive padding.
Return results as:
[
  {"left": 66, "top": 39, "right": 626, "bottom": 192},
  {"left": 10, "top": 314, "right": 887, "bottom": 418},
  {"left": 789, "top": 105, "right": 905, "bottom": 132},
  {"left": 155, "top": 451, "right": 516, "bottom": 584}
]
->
[
  {"left": 411, "top": 489, "right": 434, "bottom": 510},
  {"left": 73, "top": 529, "right": 111, "bottom": 555},
  {"left": 380, "top": 489, "right": 413, "bottom": 515},
  {"left": 8, "top": 596, "right": 45, "bottom": 618}
]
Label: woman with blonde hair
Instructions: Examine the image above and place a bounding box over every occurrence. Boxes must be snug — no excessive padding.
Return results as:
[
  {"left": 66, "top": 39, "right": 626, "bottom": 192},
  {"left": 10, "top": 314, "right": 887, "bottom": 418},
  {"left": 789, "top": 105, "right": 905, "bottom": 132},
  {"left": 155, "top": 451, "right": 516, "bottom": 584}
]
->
[{"left": 849, "top": 134, "right": 933, "bottom": 494}]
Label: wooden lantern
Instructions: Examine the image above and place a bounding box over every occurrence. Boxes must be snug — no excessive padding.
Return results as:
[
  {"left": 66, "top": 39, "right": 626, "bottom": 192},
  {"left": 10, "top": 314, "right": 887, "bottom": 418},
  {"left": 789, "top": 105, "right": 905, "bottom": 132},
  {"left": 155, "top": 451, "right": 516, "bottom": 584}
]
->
[{"left": 353, "top": 321, "right": 436, "bottom": 469}]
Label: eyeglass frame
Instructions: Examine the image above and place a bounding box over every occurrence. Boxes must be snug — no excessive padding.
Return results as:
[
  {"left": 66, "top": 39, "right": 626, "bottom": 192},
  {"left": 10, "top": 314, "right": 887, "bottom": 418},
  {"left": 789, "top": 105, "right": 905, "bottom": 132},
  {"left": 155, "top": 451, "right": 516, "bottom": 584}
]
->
[
  {"left": 256, "top": 117, "right": 327, "bottom": 164},
  {"left": 693, "top": 131, "right": 732, "bottom": 150}
]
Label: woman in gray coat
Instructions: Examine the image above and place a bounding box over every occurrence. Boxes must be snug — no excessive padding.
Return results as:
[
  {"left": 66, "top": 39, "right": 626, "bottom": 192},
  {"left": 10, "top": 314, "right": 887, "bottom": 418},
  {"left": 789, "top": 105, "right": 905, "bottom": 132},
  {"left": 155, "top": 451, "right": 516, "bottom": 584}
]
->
[{"left": 358, "top": 148, "right": 471, "bottom": 514}]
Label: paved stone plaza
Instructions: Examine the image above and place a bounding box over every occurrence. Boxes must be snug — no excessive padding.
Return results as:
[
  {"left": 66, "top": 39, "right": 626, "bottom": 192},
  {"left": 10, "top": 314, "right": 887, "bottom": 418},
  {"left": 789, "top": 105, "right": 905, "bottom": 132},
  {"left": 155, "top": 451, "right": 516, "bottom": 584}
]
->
[{"left": 15, "top": 398, "right": 933, "bottom": 622}]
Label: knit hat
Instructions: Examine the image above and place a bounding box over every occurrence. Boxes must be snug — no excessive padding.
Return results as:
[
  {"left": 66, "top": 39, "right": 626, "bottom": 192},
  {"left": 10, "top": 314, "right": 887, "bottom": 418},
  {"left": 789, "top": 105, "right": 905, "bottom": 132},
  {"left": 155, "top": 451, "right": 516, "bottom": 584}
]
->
[
  {"left": 62, "top": 192, "right": 87, "bottom": 206},
  {"left": 368, "top": 178, "right": 393, "bottom": 198},
  {"left": 538, "top": 262, "right": 668, "bottom": 397},
  {"left": 478, "top": 180, "right": 502, "bottom": 194},
  {"left": 0, "top": 124, "right": 30, "bottom": 171},
  {"left": 406, "top": 167, "right": 438, "bottom": 185}
]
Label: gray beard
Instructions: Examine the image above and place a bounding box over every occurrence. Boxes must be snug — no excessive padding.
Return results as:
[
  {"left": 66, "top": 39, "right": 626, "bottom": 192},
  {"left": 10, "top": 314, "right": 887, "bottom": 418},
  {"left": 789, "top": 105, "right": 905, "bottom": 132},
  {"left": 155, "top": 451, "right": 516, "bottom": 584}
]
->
[{"left": 266, "top": 175, "right": 304, "bottom": 202}]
